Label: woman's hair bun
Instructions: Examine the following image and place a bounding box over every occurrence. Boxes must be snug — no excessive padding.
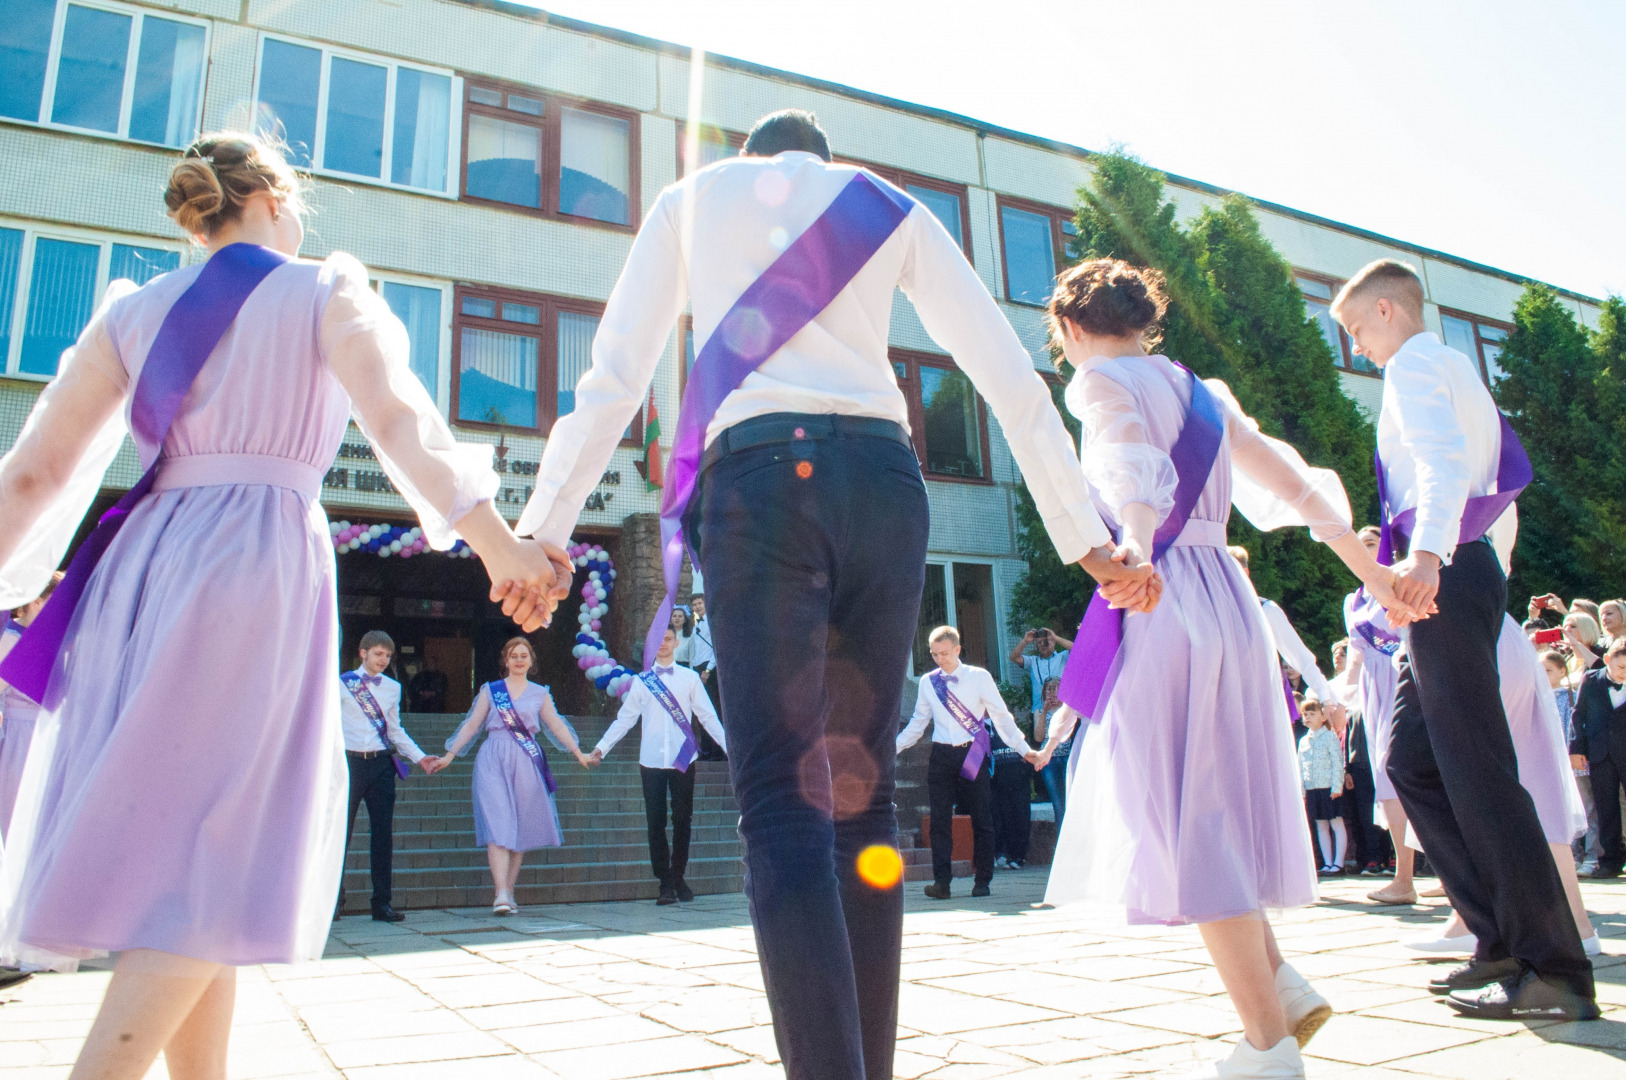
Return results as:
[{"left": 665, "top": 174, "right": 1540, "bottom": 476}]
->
[
  {"left": 1046, "top": 257, "right": 1170, "bottom": 353},
  {"left": 163, "top": 132, "right": 303, "bottom": 239}
]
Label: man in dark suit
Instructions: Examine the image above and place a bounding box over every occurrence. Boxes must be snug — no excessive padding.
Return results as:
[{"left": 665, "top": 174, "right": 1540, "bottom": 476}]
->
[{"left": 1569, "top": 638, "right": 1626, "bottom": 878}]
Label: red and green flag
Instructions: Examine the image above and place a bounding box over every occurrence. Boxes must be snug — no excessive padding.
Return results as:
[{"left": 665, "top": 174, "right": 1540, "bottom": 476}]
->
[{"left": 640, "top": 388, "right": 663, "bottom": 491}]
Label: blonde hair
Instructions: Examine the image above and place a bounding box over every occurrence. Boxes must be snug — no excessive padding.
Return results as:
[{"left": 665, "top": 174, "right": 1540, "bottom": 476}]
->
[
  {"left": 164, "top": 132, "right": 304, "bottom": 238},
  {"left": 1565, "top": 612, "right": 1602, "bottom": 648},
  {"left": 1227, "top": 545, "right": 1250, "bottom": 569},
  {"left": 928, "top": 625, "right": 960, "bottom": 647},
  {"left": 1332, "top": 259, "right": 1424, "bottom": 321},
  {"left": 500, "top": 636, "right": 538, "bottom": 676}
]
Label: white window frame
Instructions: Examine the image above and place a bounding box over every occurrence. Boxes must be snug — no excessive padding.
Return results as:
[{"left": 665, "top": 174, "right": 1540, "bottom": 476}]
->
[
  {"left": 910, "top": 556, "right": 1007, "bottom": 679},
  {"left": 0, "top": 217, "right": 189, "bottom": 380},
  {"left": 371, "top": 272, "right": 452, "bottom": 416},
  {"left": 4, "top": 0, "right": 212, "bottom": 148},
  {"left": 252, "top": 32, "right": 463, "bottom": 198}
]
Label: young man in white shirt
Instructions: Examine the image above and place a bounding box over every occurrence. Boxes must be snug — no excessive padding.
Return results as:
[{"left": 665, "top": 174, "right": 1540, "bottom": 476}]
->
[
  {"left": 1334, "top": 260, "right": 1595, "bottom": 1021},
  {"left": 512, "top": 109, "right": 1155, "bottom": 1080},
  {"left": 590, "top": 627, "right": 727, "bottom": 905},
  {"left": 684, "top": 593, "right": 725, "bottom": 761},
  {"left": 898, "top": 626, "right": 1039, "bottom": 900},
  {"left": 336, "top": 630, "right": 443, "bottom": 922}
]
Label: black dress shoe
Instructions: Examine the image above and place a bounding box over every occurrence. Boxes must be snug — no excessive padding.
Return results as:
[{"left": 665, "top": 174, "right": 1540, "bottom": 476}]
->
[
  {"left": 971, "top": 883, "right": 991, "bottom": 898},
  {"left": 923, "top": 883, "right": 951, "bottom": 900},
  {"left": 371, "top": 904, "right": 406, "bottom": 923},
  {"left": 657, "top": 885, "right": 678, "bottom": 906},
  {"left": 0, "top": 967, "right": 33, "bottom": 990},
  {"left": 1589, "top": 866, "right": 1622, "bottom": 879},
  {"left": 1428, "top": 956, "right": 1523, "bottom": 995},
  {"left": 675, "top": 879, "right": 695, "bottom": 902},
  {"left": 1448, "top": 967, "right": 1600, "bottom": 1021}
]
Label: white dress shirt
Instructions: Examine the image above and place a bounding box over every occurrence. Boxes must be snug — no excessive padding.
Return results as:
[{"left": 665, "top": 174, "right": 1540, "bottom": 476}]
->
[
  {"left": 596, "top": 664, "right": 727, "bottom": 769},
  {"left": 1261, "top": 599, "right": 1335, "bottom": 703},
  {"left": 897, "top": 662, "right": 1030, "bottom": 755},
  {"left": 686, "top": 616, "right": 716, "bottom": 670},
  {"left": 338, "top": 669, "right": 426, "bottom": 762},
  {"left": 517, "top": 151, "right": 1109, "bottom": 565},
  {"left": 1610, "top": 682, "right": 1626, "bottom": 710},
  {"left": 1379, "top": 331, "right": 1517, "bottom": 566}
]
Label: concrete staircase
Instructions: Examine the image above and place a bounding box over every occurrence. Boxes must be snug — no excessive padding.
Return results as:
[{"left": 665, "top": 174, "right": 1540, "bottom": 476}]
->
[{"left": 341, "top": 713, "right": 959, "bottom": 910}]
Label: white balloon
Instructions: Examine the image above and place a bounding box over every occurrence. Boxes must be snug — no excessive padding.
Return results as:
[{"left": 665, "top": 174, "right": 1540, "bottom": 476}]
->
[
  {"left": 588, "top": 571, "right": 601, "bottom": 581},
  {"left": 389, "top": 541, "right": 402, "bottom": 552},
  {"left": 328, "top": 522, "right": 341, "bottom": 536},
  {"left": 572, "top": 645, "right": 587, "bottom": 657}
]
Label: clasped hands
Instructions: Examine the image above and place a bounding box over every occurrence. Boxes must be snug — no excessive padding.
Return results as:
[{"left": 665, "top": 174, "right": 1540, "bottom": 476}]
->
[
  {"left": 489, "top": 539, "right": 576, "bottom": 633},
  {"left": 1080, "top": 541, "right": 1162, "bottom": 614},
  {"left": 1366, "top": 550, "right": 1441, "bottom": 630}
]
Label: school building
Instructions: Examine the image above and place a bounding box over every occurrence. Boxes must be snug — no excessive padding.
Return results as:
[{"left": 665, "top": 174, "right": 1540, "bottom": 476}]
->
[{"left": 0, "top": 0, "right": 1606, "bottom": 715}]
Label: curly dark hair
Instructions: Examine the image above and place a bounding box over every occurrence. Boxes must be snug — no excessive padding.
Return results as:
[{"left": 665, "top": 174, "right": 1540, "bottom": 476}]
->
[{"left": 1046, "top": 258, "right": 1169, "bottom": 358}]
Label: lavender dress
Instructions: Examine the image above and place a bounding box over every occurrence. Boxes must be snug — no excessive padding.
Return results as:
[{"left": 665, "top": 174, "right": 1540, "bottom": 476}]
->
[
  {"left": 1344, "top": 590, "right": 1402, "bottom": 807},
  {"left": 0, "top": 623, "right": 42, "bottom": 838},
  {"left": 0, "top": 252, "right": 496, "bottom": 969},
  {"left": 459, "top": 681, "right": 565, "bottom": 853},
  {"left": 1045, "top": 355, "right": 1352, "bottom": 924}
]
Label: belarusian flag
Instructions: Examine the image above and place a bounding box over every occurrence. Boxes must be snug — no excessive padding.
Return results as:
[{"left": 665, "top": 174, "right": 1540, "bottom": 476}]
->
[{"left": 641, "top": 388, "right": 663, "bottom": 491}]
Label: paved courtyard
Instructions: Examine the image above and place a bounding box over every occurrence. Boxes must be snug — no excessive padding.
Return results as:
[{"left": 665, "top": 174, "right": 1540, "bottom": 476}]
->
[{"left": 4, "top": 870, "right": 1626, "bottom": 1079}]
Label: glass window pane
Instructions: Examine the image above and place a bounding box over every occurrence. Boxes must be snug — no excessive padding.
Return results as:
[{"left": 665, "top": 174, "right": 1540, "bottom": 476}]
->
[
  {"left": 912, "top": 564, "right": 949, "bottom": 674},
  {"left": 256, "top": 39, "right": 321, "bottom": 167},
  {"left": 907, "top": 185, "right": 963, "bottom": 248},
  {"left": 382, "top": 282, "right": 442, "bottom": 396},
  {"left": 0, "top": 0, "right": 57, "bottom": 122},
  {"left": 128, "top": 17, "right": 204, "bottom": 146},
  {"left": 1440, "top": 313, "right": 1477, "bottom": 361},
  {"left": 1482, "top": 341, "right": 1504, "bottom": 384},
  {"left": 21, "top": 238, "right": 99, "bottom": 377},
  {"left": 1296, "top": 276, "right": 1333, "bottom": 301},
  {"left": 0, "top": 227, "right": 22, "bottom": 364},
  {"left": 952, "top": 562, "right": 999, "bottom": 671},
  {"left": 501, "top": 302, "right": 539, "bottom": 325},
  {"left": 684, "top": 326, "right": 696, "bottom": 379},
  {"left": 681, "top": 127, "right": 734, "bottom": 174},
  {"left": 458, "top": 326, "right": 536, "bottom": 427},
  {"left": 390, "top": 67, "right": 450, "bottom": 191},
  {"left": 1479, "top": 325, "right": 1508, "bottom": 343},
  {"left": 109, "top": 243, "right": 178, "bottom": 285},
  {"left": 1304, "top": 296, "right": 1343, "bottom": 360},
  {"left": 507, "top": 94, "right": 543, "bottom": 116},
  {"left": 51, "top": 5, "right": 132, "bottom": 133},
  {"left": 919, "top": 365, "right": 983, "bottom": 478},
  {"left": 556, "top": 310, "right": 599, "bottom": 420},
  {"left": 324, "top": 57, "right": 387, "bottom": 178},
  {"left": 468, "top": 85, "right": 502, "bottom": 107},
  {"left": 1001, "top": 205, "right": 1056, "bottom": 306},
  {"left": 465, "top": 113, "right": 541, "bottom": 208},
  {"left": 559, "top": 107, "right": 630, "bottom": 225},
  {"left": 461, "top": 295, "right": 496, "bottom": 318}
]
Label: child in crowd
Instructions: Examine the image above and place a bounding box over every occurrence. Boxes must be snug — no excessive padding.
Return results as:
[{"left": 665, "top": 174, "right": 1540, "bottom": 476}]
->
[
  {"left": 1299, "top": 700, "right": 1347, "bottom": 877},
  {"left": 1547, "top": 649, "right": 1599, "bottom": 874}
]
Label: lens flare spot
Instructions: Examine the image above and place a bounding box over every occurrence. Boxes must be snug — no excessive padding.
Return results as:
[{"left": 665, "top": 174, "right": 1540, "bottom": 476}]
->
[
  {"left": 768, "top": 226, "right": 789, "bottom": 250},
  {"left": 857, "top": 845, "right": 904, "bottom": 889},
  {"left": 795, "top": 461, "right": 814, "bottom": 479}
]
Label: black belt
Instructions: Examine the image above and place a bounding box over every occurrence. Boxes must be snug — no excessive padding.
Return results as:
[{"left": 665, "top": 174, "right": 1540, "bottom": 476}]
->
[
  {"left": 346, "top": 749, "right": 393, "bottom": 760},
  {"left": 699, "top": 412, "right": 912, "bottom": 475}
]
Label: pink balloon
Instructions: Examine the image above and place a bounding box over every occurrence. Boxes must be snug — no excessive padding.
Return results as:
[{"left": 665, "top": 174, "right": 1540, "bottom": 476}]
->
[{"left": 589, "top": 619, "right": 602, "bottom": 631}]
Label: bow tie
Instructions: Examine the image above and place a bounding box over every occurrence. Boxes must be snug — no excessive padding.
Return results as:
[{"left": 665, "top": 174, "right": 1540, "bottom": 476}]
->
[
  {"left": 358, "top": 673, "right": 383, "bottom": 686},
  {"left": 654, "top": 666, "right": 676, "bottom": 676},
  {"left": 941, "top": 672, "right": 958, "bottom": 682}
]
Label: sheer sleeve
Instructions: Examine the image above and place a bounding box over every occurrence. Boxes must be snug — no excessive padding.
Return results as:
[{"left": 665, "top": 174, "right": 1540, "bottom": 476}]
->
[
  {"left": 1066, "top": 369, "right": 1177, "bottom": 523},
  {"left": 1210, "top": 379, "right": 1351, "bottom": 541},
  {"left": 0, "top": 282, "right": 135, "bottom": 608},
  {"left": 320, "top": 254, "right": 498, "bottom": 549}
]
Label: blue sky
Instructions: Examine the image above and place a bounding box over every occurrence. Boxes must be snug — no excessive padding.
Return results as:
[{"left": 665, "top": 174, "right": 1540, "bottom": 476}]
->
[{"left": 517, "top": 0, "right": 1623, "bottom": 302}]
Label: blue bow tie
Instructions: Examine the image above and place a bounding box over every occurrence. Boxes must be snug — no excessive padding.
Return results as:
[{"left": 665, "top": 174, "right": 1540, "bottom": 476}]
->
[
  {"left": 358, "top": 673, "right": 383, "bottom": 686},
  {"left": 941, "top": 672, "right": 958, "bottom": 682},
  {"left": 655, "top": 666, "right": 675, "bottom": 676}
]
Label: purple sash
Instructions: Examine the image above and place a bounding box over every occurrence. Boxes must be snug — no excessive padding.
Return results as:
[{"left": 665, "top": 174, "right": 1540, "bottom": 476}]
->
[
  {"left": 1281, "top": 669, "right": 1301, "bottom": 723},
  {"left": 0, "top": 244, "right": 291, "bottom": 704},
  {"left": 1057, "top": 365, "right": 1225, "bottom": 721},
  {"left": 488, "top": 680, "right": 556, "bottom": 794},
  {"left": 1375, "top": 413, "right": 1530, "bottom": 566},
  {"left": 1346, "top": 588, "right": 1401, "bottom": 657},
  {"left": 930, "top": 670, "right": 992, "bottom": 780},
  {"left": 639, "top": 670, "right": 698, "bottom": 772},
  {"left": 642, "top": 172, "right": 914, "bottom": 669},
  {"left": 341, "top": 671, "right": 412, "bottom": 779}
]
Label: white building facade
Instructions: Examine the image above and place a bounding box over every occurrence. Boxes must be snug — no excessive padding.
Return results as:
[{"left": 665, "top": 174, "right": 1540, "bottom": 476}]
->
[{"left": 0, "top": 0, "right": 1603, "bottom": 711}]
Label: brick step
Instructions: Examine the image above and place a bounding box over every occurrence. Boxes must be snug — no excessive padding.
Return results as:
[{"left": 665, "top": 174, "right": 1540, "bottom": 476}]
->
[
  {"left": 373, "top": 808, "right": 744, "bottom": 833},
  {"left": 353, "top": 824, "right": 745, "bottom": 850},
  {"left": 342, "top": 855, "right": 746, "bottom": 892},
  {"left": 345, "top": 870, "right": 747, "bottom": 911},
  {"left": 344, "top": 833, "right": 939, "bottom": 873}
]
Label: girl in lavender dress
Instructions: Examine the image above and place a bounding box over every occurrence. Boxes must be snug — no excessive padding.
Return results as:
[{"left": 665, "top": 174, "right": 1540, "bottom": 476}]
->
[
  {"left": 1035, "top": 260, "right": 1411, "bottom": 1080},
  {"left": 443, "top": 636, "right": 590, "bottom": 914},
  {"left": 0, "top": 133, "right": 563, "bottom": 1080},
  {"left": 0, "top": 573, "right": 60, "bottom": 840}
]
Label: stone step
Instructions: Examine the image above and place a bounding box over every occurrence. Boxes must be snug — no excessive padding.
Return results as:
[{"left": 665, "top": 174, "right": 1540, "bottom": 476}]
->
[{"left": 344, "top": 834, "right": 938, "bottom": 871}]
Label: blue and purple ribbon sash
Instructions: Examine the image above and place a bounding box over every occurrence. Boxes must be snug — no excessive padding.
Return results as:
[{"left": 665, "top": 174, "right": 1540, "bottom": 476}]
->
[
  {"left": 1346, "top": 587, "right": 1401, "bottom": 657},
  {"left": 341, "top": 671, "right": 411, "bottom": 779},
  {"left": 1057, "top": 365, "right": 1225, "bottom": 722},
  {"left": 642, "top": 171, "right": 915, "bottom": 670},
  {"left": 489, "top": 680, "right": 556, "bottom": 794},
  {"left": 638, "top": 670, "right": 698, "bottom": 772},
  {"left": 1375, "top": 412, "right": 1531, "bottom": 566},
  {"left": 930, "top": 670, "right": 992, "bottom": 780},
  {"left": 0, "top": 244, "right": 291, "bottom": 704}
]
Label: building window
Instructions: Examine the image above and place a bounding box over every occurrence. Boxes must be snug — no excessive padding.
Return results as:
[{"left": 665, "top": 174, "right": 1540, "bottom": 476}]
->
[
  {"left": 1439, "top": 309, "right": 1511, "bottom": 385},
  {"left": 1295, "top": 272, "right": 1377, "bottom": 376},
  {"left": 451, "top": 286, "right": 640, "bottom": 441},
  {"left": 911, "top": 561, "right": 1002, "bottom": 675},
  {"left": 893, "top": 348, "right": 991, "bottom": 482},
  {"left": 841, "top": 159, "right": 973, "bottom": 259},
  {"left": 998, "top": 197, "right": 1073, "bottom": 306},
  {"left": 460, "top": 80, "right": 639, "bottom": 228},
  {"left": 0, "top": 222, "right": 180, "bottom": 379},
  {"left": 253, "top": 35, "right": 455, "bottom": 194},
  {"left": 375, "top": 278, "right": 448, "bottom": 409},
  {"left": 0, "top": 0, "right": 207, "bottom": 148},
  {"left": 677, "top": 124, "right": 742, "bottom": 176}
]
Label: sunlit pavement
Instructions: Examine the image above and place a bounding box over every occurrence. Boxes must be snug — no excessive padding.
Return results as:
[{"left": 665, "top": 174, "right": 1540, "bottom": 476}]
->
[{"left": 5, "top": 869, "right": 1626, "bottom": 1078}]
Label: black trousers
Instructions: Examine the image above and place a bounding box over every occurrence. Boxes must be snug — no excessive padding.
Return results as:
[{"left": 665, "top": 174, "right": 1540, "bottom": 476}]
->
[
  {"left": 340, "top": 753, "right": 397, "bottom": 911},
  {"left": 1386, "top": 541, "right": 1592, "bottom": 995},
  {"left": 694, "top": 666, "right": 726, "bottom": 760},
  {"left": 690, "top": 420, "right": 929, "bottom": 1080},
  {"left": 1589, "top": 756, "right": 1624, "bottom": 873},
  {"left": 1346, "top": 766, "right": 1387, "bottom": 867},
  {"left": 989, "top": 755, "right": 1033, "bottom": 863},
  {"left": 641, "top": 764, "right": 697, "bottom": 886},
  {"left": 927, "top": 743, "right": 994, "bottom": 888}
]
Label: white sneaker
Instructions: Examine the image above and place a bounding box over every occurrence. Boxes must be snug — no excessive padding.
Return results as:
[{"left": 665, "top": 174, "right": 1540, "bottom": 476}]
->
[
  {"left": 1186, "top": 1036, "right": 1304, "bottom": 1079},
  {"left": 1583, "top": 933, "right": 1602, "bottom": 957},
  {"left": 1275, "top": 963, "right": 1332, "bottom": 1048},
  {"left": 1402, "top": 928, "right": 1476, "bottom": 954}
]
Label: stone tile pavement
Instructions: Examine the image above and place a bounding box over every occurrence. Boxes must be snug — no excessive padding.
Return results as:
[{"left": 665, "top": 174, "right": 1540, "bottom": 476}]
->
[{"left": 5, "top": 870, "right": 1626, "bottom": 1078}]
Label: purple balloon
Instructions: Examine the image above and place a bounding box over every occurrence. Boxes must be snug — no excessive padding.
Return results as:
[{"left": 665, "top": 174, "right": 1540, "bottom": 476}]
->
[{"left": 589, "top": 619, "right": 602, "bottom": 631}]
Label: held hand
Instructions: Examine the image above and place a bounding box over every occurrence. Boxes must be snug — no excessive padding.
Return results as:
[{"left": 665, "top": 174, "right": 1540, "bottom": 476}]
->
[
  {"left": 1390, "top": 552, "right": 1441, "bottom": 619},
  {"left": 1331, "top": 787, "right": 1342, "bottom": 799},
  {"left": 573, "top": 748, "right": 592, "bottom": 768},
  {"left": 1572, "top": 754, "right": 1589, "bottom": 770},
  {"left": 1365, "top": 571, "right": 1433, "bottom": 629},
  {"left": 490, "top": 539, "right": 565, "bottom": 632},
  {"left": 1325, "top": 702, "right": 1348, "bottom": 730},
  {"left": 587, "top": 748, "right": 604, "bottom": 767},
  {"left": 1023, "top": 749, "right": 1044, "bottom": 768},
  {"left": 417, "top": 755, "right": 442, "bottom": 775}
]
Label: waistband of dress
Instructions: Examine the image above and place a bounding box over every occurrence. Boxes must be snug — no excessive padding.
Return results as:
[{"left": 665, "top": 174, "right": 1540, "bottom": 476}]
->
[
  {"left": 1166, "top": 519, "right": 1228, "bottom": 549},
  {"left": 151, "top": 454, "right": 324, "bottom": 498}
]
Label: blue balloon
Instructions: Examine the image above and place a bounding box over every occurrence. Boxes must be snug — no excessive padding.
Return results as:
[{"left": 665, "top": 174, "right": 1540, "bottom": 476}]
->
[
  {"left": 575, "top": 633, "right": 593, "bottom": 646},
  {"left": 593, "top": 674, "right": 611, "bottom": 690}
]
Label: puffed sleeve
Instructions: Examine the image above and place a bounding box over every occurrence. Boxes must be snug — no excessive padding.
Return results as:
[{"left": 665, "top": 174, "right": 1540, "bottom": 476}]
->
[
  {"left": 319, "top": 254, "right": 499, "bottom": 548},
  {"left": 1210, "top": 379, "right": 1351, "bottom": 542},
  {"left": 1065, "top": 369, "right": 1177, "bottom": 523}
]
